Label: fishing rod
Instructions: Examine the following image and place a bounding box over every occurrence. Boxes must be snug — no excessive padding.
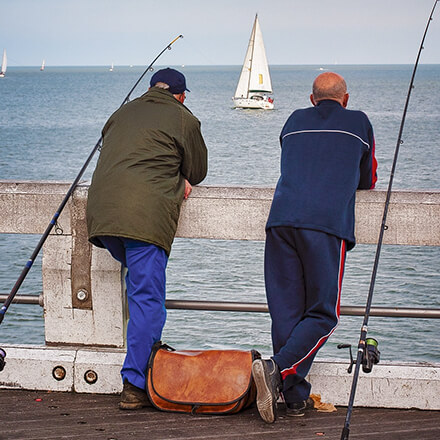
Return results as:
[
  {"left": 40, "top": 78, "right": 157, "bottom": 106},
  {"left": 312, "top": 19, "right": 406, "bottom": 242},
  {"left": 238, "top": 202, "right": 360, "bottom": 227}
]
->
[
  {"left": 0, "top": 35, "right": 183, "bottom": 338},
  {"left": 341, "top": 2, "right": 439, "bottom": 439}
]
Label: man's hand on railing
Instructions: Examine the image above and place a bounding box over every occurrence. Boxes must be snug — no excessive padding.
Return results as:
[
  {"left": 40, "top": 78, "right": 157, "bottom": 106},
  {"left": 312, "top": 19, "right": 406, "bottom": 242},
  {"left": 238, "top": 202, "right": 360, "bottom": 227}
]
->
[{"left": 184, "top": 179, "right": 192, "bottom": 200}]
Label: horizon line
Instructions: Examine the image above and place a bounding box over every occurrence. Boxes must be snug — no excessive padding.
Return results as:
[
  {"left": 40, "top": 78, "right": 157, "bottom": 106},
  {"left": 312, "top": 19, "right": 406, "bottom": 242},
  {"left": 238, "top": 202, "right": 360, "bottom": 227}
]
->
[{"left": 4, "top": 62, "right": 440, "bottom": 68}]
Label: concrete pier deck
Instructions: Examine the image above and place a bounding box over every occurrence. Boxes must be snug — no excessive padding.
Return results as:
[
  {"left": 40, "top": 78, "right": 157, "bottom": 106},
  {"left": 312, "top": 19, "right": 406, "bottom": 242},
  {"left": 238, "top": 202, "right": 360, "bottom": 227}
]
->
[{"left": 1, "top": 389, "right": 439, "bottom": 440}]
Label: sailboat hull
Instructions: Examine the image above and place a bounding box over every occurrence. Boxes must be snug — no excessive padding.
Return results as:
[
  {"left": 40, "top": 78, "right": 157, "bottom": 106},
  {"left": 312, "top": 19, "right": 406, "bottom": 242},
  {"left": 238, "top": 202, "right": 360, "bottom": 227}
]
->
[{"left": 233, "top": 95, "right": 274, "bottom": 110}]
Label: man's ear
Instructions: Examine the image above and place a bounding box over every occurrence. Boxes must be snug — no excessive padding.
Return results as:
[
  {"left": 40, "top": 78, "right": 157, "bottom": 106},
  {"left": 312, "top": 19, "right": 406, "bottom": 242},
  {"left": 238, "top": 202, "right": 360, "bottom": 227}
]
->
[
  {"left": 310, "top": 94, "right": 317, "bottom": 106},
  {"left": 342, "top": 93, "right": 349, "bottom": 108}
]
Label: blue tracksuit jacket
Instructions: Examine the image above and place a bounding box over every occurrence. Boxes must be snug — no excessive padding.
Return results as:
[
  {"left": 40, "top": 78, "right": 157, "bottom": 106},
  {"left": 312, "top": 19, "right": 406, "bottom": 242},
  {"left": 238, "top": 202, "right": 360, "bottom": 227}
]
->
[{"left": 266, "top": 99, "right": 377, "bottom": 250}]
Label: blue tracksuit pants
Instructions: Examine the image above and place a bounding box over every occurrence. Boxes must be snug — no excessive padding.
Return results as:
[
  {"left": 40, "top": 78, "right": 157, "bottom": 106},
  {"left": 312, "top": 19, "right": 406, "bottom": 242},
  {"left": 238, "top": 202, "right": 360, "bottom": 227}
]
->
[
  {"left": 99, "top": 236, "right": 168, "bottom": 390},
  {"left": 265, "top": 227, "right": 346, "bottom": 404}
]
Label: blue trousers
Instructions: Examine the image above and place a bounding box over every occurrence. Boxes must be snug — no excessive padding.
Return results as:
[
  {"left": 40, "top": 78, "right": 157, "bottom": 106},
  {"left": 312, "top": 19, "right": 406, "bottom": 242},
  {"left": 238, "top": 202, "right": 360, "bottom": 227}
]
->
[
  {"left": 265, "top": 227, "right": 346, "bottom": 404},
  {"left": 99, "top": 236, "right": 168, "bottom": 390}
]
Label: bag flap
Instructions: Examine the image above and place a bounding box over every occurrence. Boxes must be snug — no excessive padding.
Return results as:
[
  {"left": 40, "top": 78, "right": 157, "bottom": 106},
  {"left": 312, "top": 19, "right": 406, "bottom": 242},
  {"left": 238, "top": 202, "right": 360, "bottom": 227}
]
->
[{"left": 149, "top": 349, "right": 253, "bottom": 406}]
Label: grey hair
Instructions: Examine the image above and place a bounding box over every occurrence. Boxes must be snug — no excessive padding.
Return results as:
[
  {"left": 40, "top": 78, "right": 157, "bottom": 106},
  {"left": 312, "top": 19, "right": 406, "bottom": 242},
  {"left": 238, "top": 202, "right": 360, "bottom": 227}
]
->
[{"left": 153, "top": 82, "right": 170, "bottom": 90}]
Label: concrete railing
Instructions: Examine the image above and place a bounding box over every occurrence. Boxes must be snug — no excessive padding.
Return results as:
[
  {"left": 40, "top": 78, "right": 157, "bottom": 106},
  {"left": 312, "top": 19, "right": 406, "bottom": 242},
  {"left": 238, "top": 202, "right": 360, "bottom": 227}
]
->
[
  {"left": 0, "top": 181, "right": 439, "bottom": 408},
  {"left": 1, "top": 181, "right": 439, "bottom": 347}
]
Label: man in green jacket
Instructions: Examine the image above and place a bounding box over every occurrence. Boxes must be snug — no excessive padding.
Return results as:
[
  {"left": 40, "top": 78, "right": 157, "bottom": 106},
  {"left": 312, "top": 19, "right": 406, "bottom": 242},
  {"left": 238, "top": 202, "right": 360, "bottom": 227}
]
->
[{"left": 86, "top": 68, "right": 208, "bottom": 409}]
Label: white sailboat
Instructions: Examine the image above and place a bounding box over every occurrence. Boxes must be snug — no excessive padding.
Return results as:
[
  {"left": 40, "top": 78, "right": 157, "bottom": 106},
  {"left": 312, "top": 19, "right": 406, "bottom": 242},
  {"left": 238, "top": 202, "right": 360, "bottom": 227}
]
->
[
  {"left": 40, "top": 59, "right": 45, "bottom": 71},
  {"left": 233, "top": 15, "right": 274, "bottom": 110},
  {"left": 109, "top": 62, "right": 114, "bottom": 72},
  {"left": 0, "top": 49, "right": 7, "bottom": 78}
]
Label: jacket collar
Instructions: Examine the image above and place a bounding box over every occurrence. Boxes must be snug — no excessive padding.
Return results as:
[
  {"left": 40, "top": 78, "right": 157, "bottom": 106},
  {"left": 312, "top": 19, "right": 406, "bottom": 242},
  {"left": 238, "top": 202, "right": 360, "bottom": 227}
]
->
[
  {"left": 316, "top": 99, "right": 343, "bottom": 107},
  {"left": 141, "top": 86, "right": 193, "bottom": 114}
]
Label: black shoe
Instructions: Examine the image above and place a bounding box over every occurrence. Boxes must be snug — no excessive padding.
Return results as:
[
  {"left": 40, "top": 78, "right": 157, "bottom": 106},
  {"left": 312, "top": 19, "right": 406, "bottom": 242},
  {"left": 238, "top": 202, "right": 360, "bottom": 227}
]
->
[
  {"left": 286, "top": 397, "right": 314, "bottom": 417},
  {"left": 119, "top": 380, "right": 151, "bottom": 410},
  {"left": 252, "top": 358, "right": 282, "bottom": 424}
]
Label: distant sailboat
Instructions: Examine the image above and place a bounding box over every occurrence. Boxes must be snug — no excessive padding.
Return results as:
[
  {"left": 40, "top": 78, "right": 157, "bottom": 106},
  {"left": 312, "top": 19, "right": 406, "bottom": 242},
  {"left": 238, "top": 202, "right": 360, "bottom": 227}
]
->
[
  {"left": 40, "top": 59, "right": 45, "bottom": 71},
  {"left": 109, "top": 62, "right": 114, "bottom": 72},
  {"left": 0, "top": 49, "right": 7, "bottom": 78},
  {"left": 233, "top": 15, "right": 274, "bottom": 110}
]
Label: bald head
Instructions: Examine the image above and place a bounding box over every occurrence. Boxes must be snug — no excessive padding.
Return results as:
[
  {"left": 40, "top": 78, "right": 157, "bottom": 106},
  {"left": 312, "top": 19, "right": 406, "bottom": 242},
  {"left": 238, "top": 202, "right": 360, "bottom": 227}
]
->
[{"left": 311, "top": 72, "right": 349, "bottom": 107}]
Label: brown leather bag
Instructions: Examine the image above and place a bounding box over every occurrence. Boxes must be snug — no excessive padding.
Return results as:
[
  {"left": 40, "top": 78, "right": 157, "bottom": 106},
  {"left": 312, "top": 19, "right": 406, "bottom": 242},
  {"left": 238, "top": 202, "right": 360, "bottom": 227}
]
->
[{"left": 146, "top": 343, "right": 260, "bottom": 415}]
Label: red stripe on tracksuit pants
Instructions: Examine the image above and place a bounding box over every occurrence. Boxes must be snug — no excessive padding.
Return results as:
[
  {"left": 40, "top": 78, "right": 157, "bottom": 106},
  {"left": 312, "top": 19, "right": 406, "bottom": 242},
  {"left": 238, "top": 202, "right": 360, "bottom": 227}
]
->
[{"left": 265, "top": 226, "right": 346, "bottom": 404}]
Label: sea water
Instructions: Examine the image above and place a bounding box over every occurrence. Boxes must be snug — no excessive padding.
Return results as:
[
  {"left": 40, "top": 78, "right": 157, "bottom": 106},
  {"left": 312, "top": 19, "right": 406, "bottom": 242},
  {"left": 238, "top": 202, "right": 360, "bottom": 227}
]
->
[{"left": 0, "top": 65, "right": 439, "bottom": 363}]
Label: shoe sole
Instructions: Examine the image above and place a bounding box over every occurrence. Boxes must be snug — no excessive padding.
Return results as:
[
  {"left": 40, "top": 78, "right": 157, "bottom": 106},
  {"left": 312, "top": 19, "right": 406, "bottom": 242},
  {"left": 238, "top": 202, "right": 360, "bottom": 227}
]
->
[
  {"left": 252, "top": 360, "right": 276, "bottom": 424},
  {"left": 118, "top": 401, "right": 150, "bottom": 410},
  {"left": 286, "top": 410, "right": 305, "bottom": 417}
]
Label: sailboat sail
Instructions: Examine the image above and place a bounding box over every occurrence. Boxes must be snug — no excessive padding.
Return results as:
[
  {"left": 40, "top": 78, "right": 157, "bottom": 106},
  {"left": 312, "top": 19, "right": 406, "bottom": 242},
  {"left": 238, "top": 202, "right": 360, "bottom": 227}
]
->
[
  {"left": 234, "top": 24, "right": 254, "bottom": 99},
  {"left": 40, "top": 59, "right": 45, "bottom": 71},
  {"left": 0, "top": 49, "right": 7, "bottom": 77},
  {"left": 233, "top": 15, "right": 273, "bottom": 109}
]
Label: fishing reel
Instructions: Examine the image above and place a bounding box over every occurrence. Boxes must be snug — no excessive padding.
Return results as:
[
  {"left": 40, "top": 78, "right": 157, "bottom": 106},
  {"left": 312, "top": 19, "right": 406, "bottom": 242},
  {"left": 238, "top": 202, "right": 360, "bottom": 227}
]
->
[
  {"left": 0, "top": 347, "right": 6, "bottom": 372},
  {"left": 338, "top": 338, "right": 380, "bottom": 374},
  {"left": 362, "top": 338, "right": 380, "bottom": 373}
]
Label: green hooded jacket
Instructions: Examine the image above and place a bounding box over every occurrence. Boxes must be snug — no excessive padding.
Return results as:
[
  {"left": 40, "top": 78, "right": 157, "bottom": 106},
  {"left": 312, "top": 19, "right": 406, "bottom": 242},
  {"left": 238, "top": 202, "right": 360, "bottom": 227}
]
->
[{"left": 86, "top": 87, "right": 208, "bottom": 255}]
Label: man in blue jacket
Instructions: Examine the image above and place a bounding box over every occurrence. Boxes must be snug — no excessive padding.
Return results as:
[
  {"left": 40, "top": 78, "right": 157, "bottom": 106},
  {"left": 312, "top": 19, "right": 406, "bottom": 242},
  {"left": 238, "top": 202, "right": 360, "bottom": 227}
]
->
[{"left": 252, "top": 72, "right": 377, "bottom": 423}]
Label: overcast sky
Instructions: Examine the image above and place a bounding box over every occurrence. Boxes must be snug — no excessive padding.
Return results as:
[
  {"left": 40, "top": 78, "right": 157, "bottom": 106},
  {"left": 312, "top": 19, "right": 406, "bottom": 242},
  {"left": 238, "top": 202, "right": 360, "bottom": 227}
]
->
[{"left": 1, "top": 0, "right": 439, "bottom": 67}]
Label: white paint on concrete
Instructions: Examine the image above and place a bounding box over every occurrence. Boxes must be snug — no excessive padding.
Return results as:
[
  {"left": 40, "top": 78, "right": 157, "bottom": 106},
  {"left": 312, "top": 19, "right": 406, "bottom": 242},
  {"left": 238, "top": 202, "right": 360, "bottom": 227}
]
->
[
  {"left": 309, "top": 360, "right": 440, "bottom": 410},
  {"left": 74, "top": 348, "right": 125, "bottom": 394},
  {"left": 0, "top": 345, "right": 75, "bottom": 392}
]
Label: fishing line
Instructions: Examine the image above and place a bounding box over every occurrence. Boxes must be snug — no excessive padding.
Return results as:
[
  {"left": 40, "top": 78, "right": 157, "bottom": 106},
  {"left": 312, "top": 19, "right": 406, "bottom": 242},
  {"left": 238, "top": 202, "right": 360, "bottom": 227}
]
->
[
  {"left": 0, "top": 35, "right": 183, "bottom": 335},
  {"left": 341, "top": 2, "right": 439, "bottom": 439}
]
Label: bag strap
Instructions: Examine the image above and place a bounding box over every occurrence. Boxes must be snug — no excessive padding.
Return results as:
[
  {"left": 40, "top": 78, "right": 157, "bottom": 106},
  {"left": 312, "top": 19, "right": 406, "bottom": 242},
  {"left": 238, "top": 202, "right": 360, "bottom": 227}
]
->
[
  {"left": 251, "top": 349, "right": 261, "bottom": 361},
  {"left": 147, "top": 341, "right": 175, "bottom": 370}
]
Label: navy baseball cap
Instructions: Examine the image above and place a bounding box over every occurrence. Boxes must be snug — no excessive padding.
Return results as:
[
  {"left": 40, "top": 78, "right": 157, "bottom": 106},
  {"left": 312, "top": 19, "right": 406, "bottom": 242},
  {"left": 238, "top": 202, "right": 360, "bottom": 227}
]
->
[{"left": 150, "top": 68, "right": 190, "bottom": 94}]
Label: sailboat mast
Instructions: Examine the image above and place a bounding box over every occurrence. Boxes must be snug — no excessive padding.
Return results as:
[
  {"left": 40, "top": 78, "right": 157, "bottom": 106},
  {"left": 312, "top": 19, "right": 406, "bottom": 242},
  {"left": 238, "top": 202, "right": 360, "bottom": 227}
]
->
[{"left": 245, "top": 15, "right": 258, "bottom": 99}]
